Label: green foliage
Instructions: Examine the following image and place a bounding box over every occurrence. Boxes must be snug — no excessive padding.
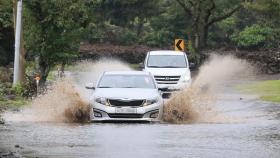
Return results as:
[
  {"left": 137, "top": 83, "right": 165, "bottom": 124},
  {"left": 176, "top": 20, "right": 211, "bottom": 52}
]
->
[
  {"left": 142, "top": 30, "right": 172, "bottom": 47},
  {"left": 0, "top": 0, "right": 13, "bottom": 28},
  {"left": 11, "top": 83, "right": 24, "bottom": 96},
  {"left": 0, "top": 96, "right": 30, "bottom": 107},
  {"left": 1, "top": 0, "right": 280, "bottom": 73},
  {"left": 0, "top": 83, "right": 6, "bottom": 97},
  {"left": 23, "top": 0, "right": 93, "bottom": 81},
  {"left": 117, "top": 29, "right": 138, "bottom": 45},
  {"left": 187, "top": 41, "right": 195, "bottom": 58},
  {"left": 0, "top": 0, "right": 14, "bottom": 66},
  {"left": 231, "top": 24, "right": 276, "bottom": 49}
]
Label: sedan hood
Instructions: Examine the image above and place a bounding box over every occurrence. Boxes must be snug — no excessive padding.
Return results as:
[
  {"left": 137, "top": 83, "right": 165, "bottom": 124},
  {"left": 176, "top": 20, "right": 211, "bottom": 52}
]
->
[
  {"left": 145, "top": 68, "right": 189, "bottom": 76},
  {"left": 93, "top": 88, "right": 159, "bottom": 100}
]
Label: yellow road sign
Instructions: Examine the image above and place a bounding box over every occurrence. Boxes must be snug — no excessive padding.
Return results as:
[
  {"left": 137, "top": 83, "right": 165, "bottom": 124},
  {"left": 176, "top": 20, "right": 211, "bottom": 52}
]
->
[{"left": 175, "top": 39, "right": 184, "bottom": 51}]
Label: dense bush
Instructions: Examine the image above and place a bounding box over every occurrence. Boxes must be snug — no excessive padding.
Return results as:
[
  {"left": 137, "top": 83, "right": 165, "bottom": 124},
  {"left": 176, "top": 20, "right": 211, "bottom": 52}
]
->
[
  {"left": 0, "top": 67, "right": 36, "bottom": 99},
  {"left": 0, "top": 67, "right": 11, "bottom": 82},
  {"left": 141, "top": 30, "right": 172, "bottom": 47},
  {"left": 231, "top": 24, "right": 277, "bottom": 49}
]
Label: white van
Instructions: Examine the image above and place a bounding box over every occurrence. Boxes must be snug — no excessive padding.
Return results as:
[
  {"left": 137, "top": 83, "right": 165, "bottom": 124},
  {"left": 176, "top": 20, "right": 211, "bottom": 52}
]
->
[{"left": 141, "top": 50, "right": 192, "bottom": 98}]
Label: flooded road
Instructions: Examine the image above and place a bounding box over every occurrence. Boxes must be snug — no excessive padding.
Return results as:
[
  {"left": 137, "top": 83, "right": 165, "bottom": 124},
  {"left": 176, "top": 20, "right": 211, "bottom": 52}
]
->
[
  {"left": 1, "top": 58, "right": 280, "bottom": 158},
  {"left": 1, "top": 86, "right": 280, "bottom": 158}
]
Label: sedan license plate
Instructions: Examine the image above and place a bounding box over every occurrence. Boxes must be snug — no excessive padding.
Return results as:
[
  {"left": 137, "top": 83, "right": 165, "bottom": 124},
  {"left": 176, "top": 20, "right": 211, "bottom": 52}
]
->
[{"left": 115, "top": 108, "right": 137, "bottom": 114}]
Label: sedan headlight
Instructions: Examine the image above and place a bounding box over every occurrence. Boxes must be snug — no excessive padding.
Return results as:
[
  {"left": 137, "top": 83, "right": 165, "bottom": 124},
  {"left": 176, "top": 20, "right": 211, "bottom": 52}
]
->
[
  {"left": 143, "top": 97, "right": 159, "bottom": 106},
  {"left": 95, "top": 97, "right": 110, "bottom": 106}
]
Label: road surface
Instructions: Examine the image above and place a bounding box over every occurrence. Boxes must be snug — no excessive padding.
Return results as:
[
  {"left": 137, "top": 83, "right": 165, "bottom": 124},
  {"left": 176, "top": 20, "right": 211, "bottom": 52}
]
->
[{"left": 0, "top": 75, "right": 279, "bottom": 158}]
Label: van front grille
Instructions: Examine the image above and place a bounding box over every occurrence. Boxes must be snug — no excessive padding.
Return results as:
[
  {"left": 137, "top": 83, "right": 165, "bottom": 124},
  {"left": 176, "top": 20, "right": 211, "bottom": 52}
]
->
[{"left": 154, "top": 75, "right": 181, "bottom": 84}]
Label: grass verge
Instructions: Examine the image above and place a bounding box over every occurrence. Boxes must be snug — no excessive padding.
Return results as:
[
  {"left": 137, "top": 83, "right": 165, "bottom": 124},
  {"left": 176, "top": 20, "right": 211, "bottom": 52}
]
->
[
  {"left": 236, "top": 80, "right": 280, "bottom": 103},
  {"left": 0, "top": 96, "right": 30, "bottom": 107}
]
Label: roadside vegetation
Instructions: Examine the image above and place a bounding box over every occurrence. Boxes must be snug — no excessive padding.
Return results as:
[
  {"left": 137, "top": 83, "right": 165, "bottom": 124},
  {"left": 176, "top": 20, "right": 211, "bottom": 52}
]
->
[
  {"left": 0, "top": 0, "right": 279, "bottom": 107},
  {"left": 237, "top": 80, "right": 280, "bottom": 103}
]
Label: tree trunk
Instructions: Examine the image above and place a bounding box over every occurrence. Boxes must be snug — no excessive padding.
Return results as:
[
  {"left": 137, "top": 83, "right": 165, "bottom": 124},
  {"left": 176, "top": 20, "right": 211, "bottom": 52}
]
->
[
  {"left": 136, "top": 18, "right": 144, "bottom": 37},
  {"left": 39, "top": 60, "right": 50, "bottom": 84},
  {"left": 199, "top": 25, "right": 209, "bottom": 49}
]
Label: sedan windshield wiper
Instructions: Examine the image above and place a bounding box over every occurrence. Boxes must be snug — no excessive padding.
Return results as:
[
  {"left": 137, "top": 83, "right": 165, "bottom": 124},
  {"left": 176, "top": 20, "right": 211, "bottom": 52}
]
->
[
  {"left": 122, "top": 87, "right": 137, "bottom": 88},
  {"left": 148, "top": 66, "right": 164, "bottom": 68},
  {"left": 148, "top": 66, "right": 185, "bottom": 68},
  {"left": 161, "top": 66, "right": 186, "bottom": 68},
  {"left": 98, "top": 86, "right": 113, "bottom": 88}
]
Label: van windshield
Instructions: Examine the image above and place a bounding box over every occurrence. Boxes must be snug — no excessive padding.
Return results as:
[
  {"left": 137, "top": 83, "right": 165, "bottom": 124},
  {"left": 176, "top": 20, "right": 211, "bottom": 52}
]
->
[{"left": 147, "top": 55, "right": 187, "bottom": 68}]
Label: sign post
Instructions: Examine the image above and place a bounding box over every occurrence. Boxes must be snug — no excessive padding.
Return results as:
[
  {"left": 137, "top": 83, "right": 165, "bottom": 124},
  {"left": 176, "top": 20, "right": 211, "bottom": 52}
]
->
[
  {"left": 34, "top": 75, "right": 40, "bottom": 96},
  {"left": 175, "top": 39, "right": 184, "bottom": 51}
]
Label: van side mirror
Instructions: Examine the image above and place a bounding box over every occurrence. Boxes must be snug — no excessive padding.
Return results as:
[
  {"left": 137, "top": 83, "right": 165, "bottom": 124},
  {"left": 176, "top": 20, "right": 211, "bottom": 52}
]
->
[
  {"left": 189, "top": 62, "right": 195, "bottom": 70},
  {"left": 139, "top": 62, "right": 144, "bottom": 69},
  {"left": 85, "top": 83, "right": 95, "bottom": 90}
]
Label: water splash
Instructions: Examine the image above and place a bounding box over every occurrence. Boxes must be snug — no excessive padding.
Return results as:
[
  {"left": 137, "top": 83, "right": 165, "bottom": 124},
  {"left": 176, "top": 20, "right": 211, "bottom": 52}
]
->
[
  {"left": 163, "top": 54, "right": 254, "bottom": 123},
  {"left": 3, "top": 58, "right": 132, "bottom": 123}
]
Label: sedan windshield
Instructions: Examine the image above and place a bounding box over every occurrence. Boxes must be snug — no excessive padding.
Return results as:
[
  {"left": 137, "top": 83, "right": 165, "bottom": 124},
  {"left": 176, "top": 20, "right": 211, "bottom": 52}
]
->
[
  {"left": 98, "top": 74, "right": 156, "bottom": 89},
  {"left": 148, "top": 55, "right": 187, "bottom": 68}
]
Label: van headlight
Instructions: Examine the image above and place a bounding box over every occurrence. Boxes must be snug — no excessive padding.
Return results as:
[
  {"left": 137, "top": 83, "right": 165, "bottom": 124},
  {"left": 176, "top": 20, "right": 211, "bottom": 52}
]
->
[
  {"left": 95, "top": 97, "right": 110, "bottom": 106},
  {"left": 143, "top": 97, "right": 158, "bottom": 106},
  {"left": 182, "top": 73, "right": 191, "bottom": 82}
]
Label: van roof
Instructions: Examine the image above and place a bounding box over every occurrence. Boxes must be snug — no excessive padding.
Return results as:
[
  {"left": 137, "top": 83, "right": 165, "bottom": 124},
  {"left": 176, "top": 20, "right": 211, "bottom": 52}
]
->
[{"left": 149, "top": 50, "right": 185, "bottom": 55}]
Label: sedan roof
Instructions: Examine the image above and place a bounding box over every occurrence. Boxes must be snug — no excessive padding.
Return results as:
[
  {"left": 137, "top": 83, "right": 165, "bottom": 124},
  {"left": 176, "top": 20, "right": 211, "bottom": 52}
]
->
[
  {"left": 149, "top": 50, "right": 186, "bottom": 55},
  {"left": 104, "top": 71, "right": 151, "bottom": 75}
]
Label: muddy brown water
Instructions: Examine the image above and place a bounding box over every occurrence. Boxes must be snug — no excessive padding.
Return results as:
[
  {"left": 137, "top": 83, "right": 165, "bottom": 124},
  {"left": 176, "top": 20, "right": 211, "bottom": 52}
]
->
[
  {"left": 1, "top": 57, "right": 280, "bottom": 158},
  {"left": 0, "top": 99, "right": 280, "bottom": 157},
  {"left": 1, "top": 77, "right": 280, "bottom": 158}
]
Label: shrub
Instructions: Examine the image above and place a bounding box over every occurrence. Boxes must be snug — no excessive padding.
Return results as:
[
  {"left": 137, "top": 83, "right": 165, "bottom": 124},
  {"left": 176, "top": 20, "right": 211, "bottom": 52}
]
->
[
  {"left": 11, "top": 83, "right": 24, "bottom": 97},
  {"left": 231, "top": 24, "right": 276, "bottom": 49},
  {"left": 141, "top": 30, "right": 171, "bottom": 47},
  {"left": 0, "top": 67, "right": 11, "bottom": 82},
  {"left": 116, "top": 29, "right": 138, "bottom": 45}
]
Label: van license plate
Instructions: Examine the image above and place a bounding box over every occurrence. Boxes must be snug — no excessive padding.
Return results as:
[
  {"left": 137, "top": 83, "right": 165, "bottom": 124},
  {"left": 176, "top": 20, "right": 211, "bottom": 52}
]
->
[{"left": 115, "top": 108, "right": 137, "bottom": 114}]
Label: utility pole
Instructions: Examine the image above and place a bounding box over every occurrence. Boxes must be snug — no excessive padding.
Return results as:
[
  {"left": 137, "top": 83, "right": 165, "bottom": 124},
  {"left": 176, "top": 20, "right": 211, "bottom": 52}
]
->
[{"left": 13, "top": 0, "right": 23, "bottom": 85}]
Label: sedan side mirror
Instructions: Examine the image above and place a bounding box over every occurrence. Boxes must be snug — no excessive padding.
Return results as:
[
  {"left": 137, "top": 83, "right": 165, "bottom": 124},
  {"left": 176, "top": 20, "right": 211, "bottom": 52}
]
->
[
  {"left": 139, "top": 62, "right": 144, "bottom": 69},
  {"left": 189, "top": 62, "right": 195, "bottom": 70},
  {"left": 85, "top": 83, "right": 95, "bottom": 90}
]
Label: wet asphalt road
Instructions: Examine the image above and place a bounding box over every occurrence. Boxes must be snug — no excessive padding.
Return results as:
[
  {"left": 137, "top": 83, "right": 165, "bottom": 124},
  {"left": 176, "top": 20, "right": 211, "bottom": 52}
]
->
[
  {"left": 1, "top": 91, "right": 280, "bottom": 158},
  {"left": 1, "top": 73, "right": 280, "bottom": 158}
]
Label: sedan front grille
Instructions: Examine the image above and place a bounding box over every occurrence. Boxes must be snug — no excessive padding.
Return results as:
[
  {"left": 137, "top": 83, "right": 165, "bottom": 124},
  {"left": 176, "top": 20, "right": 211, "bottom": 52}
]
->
[
  {"left": 108, "top": 99, "right": 144, "bottom": 107},
  {"left": 154, "top": 75, "right": 181, "bottom": 84},
  {"left": 108, "top": 113, "right": 144, "bottom": 118}
]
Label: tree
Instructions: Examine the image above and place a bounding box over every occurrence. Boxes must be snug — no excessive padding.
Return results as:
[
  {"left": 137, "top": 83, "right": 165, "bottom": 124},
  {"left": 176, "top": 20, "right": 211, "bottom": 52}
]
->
[
  {"left": 246, "top": 0, "right": 280, "bottom": 27},
  {"left": 0, "top": 0, "right": 14, "bottom": 66},
  {"left": 230, "top": 0, "right": 280, "bottom": 49},
  {"left": 88, "top": 0, "right": 160, "bottom": 44},
  {"left": 175, "top": 0, "right": 242, "bottom": 50},
  {"left": 23, "top": 0, "right": 92, "bottom": 82}
]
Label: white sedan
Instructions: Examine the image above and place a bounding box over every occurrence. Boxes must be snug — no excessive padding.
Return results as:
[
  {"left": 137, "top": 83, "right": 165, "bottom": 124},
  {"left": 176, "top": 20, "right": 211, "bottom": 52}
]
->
[{"left": 86, "top": 71, "right": 163, "bottom": 122}]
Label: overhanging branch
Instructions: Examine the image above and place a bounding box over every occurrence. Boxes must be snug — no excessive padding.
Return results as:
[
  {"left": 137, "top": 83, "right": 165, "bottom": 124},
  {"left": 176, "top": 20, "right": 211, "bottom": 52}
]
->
[
  {"left": 175, "top": 0, "right": 193, "bottom": 17},
  {"left": 205, "top": 0, "right": 216, "bottom": 23},
  {"left": 207, "top": 5, "right": 240, "bottom": 26}
]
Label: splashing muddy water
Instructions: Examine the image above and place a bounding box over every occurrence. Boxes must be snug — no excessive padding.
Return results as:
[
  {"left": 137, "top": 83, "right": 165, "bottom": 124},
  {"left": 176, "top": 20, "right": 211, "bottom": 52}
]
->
[
  {"left": 3, "top": 59, "right": 132, "bottom": 123},
  {"left": 4, "top": 79, "right": 90, "bottom": 123},
  {"left": 4, "top": 56, "right": 255, "bottom": 124},
  {"left": 163, "top": 54, "right": 255, "bottom": 123}
]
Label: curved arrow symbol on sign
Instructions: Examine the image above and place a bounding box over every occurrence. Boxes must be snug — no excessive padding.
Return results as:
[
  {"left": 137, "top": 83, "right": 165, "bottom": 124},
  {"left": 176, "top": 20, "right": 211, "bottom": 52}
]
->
[
  {"left": 175, "top": 39, "right": 184, "bottom": 51},
  {"left": 176, "top": 40, "right": 183, "bottom": 51}
]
